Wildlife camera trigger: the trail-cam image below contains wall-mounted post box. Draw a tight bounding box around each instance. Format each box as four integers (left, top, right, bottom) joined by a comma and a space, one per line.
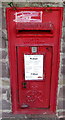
6, 7, 63, 114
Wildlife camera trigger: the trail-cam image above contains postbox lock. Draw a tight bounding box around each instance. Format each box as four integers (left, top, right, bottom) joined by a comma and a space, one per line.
46, 47, 51, 51
22, 82, 27, 88
46, 47, 49, 50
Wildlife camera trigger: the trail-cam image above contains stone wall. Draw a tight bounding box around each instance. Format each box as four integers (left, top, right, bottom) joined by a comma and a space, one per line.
0, 1, 65, 120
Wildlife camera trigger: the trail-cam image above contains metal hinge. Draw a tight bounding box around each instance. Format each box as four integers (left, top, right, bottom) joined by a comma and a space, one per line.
8, 2, 17, 10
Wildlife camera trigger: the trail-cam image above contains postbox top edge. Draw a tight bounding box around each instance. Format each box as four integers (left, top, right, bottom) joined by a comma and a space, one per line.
6, 7, 63, 11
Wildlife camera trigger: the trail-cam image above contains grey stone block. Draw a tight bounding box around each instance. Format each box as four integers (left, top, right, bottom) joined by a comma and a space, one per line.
2, 30, 7, 41
59, 118, 65, 120
2, 37, 6, 48
2, 88, 7, 94
58, 111, 65, 118
2, 50, 7, 59
2, 88, 10, 101
62, 58, 65, 65
2, 113, 59, 120
59, 86, 65, 98
2, 8, 6, 29
58, 99, 65, 109
2, 100, 11, 110
7, 89, 10, 101
63, 12, 65, 27
62, 47, 65, 53
2, 78, 10, 90
61, 66, 65, 75
2, 62, 10, 78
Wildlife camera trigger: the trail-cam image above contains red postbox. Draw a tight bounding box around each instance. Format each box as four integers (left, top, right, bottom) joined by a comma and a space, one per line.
6, 7, 63, 114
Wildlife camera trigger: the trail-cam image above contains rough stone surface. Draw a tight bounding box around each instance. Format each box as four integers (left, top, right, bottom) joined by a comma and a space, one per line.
61, 66, 65, 75
2, 113, 59, 120
2, 37, 6, 48
1, 0, 63, 2
2, 100, 11, 110
2, 50, 7, 59
1, 118, 59, 120
1, 1, 65, 120
59, 86, 65, 98
58, 99, 65, 109
2, 8, 6, 30
62, 58, 65, 64
2, 62, 10, 78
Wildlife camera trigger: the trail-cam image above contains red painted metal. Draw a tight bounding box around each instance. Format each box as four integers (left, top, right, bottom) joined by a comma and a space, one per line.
6, 7, 63, 114
17, 46, 52, 109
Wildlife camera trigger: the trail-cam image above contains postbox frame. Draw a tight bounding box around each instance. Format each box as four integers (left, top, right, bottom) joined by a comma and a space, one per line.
6, 7, 63, 114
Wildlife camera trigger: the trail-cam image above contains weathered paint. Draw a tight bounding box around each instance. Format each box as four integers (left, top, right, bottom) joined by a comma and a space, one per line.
6, 7, 63, 114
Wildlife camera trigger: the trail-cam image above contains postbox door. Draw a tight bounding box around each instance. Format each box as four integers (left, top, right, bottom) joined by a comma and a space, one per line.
17, 46, 52, 109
